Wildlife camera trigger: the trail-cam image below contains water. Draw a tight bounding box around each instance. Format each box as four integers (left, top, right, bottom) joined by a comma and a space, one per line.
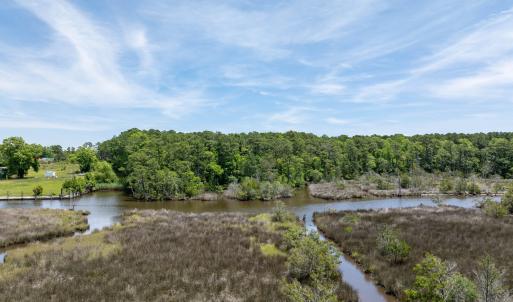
0, 190, 483, 301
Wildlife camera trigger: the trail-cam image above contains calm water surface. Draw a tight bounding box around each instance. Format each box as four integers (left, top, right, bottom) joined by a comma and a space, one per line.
0, 190, 483, 302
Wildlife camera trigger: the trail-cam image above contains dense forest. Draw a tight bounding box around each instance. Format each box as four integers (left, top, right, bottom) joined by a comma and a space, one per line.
95, 129, 513, 200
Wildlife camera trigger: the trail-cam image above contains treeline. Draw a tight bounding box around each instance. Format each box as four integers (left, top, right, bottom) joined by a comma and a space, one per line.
97, 129, 513, 200
0, 137, 99, 179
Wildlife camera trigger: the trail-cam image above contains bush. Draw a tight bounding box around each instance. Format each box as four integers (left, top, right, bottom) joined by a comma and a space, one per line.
376, 225, 411, 264
405, 253, 476, 302
90, 161, 118, 184
235, 177, 260, 200
455, 178, 468, 195
501, 185, 513, 214
400, 174, 411, 189
281, 227, 349, 302
376, 178, 393, 190
234, 178, 292, 201
492, 183, 505, 194
286, 233, 339, 282
439, 178, 454, 193
474, 255, 511, 302
32, 185, 43, 198
62, 177, 86, 197
481, 198, 508, 218
272, 201, 294, 223
467, 182, 481, 195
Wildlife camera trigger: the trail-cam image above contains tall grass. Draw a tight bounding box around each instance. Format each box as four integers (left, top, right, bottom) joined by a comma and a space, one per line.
0, 208, 88, 247
315, 207, 513, 300
0, 211, 297, 301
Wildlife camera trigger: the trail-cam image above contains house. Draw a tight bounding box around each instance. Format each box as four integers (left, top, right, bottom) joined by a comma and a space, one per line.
44, 171, 57, 178
39, 157, 55, 163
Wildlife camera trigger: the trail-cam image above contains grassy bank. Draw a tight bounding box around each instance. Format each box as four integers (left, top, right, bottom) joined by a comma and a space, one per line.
309, 173, 511, 200
0, 162, 80, 197
0, 208, 89, 248
0, 210, 357, 301
314, 207, 513, 300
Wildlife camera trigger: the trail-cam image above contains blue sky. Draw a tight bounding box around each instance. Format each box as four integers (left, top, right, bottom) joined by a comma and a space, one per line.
2, 0, 513, 146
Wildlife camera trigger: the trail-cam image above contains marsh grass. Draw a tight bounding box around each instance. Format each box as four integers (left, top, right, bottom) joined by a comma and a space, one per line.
0, 208, 88, 247
0, 210, 357, 301
0, 211, 291, 301
315, 207, 513, 300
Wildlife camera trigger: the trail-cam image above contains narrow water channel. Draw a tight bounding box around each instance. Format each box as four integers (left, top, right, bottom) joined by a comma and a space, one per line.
0, 190, 482, 301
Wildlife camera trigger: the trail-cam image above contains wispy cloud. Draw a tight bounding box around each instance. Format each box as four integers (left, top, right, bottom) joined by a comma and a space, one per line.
0, 0, 208, 117
147, 0, 381, 59
326, 117, 351, 125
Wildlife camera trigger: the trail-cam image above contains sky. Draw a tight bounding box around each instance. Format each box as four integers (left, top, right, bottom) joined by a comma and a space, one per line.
2, 0, 513, 146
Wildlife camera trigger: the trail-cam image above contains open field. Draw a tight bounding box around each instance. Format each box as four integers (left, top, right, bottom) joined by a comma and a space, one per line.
0, 162, 80, 197
314, 207, 513, 300
0, 210, 357, 301
0, 208, 89, 248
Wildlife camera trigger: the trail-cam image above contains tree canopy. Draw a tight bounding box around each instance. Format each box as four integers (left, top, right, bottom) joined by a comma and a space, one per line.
96, 129, 513, 200
0, 137, 42, 178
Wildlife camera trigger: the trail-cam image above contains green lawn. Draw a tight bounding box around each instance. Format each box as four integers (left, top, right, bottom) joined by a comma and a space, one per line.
0, 162, 80, 197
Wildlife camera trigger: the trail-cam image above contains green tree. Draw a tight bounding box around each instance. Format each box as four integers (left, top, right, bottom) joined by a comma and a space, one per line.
474, 255, 510, 302
286, 233, 339, 282
71, 147, 98, 173
405, 253, 476, 302
484, 138, 513, 178
0, 137, 42, 178
32, 185, 43, 199
90, 161, 117, 183
62, 177, 86, 197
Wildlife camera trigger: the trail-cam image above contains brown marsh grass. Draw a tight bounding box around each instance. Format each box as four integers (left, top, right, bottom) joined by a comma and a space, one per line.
314, 207, 513, 300
0, 208, 88, 247
0, 210, 352, 301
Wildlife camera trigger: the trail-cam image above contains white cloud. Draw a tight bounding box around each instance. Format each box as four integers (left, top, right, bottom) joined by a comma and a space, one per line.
310, 83, 345, 95
349, 6, 513, 103
125, 27, 154, 72
148, 0, 381, 59
0, 0, 206, 118
431, 60, 513, 100
415, 8, 513, 75
268, 107, 315, 125
326, 117, 351, 125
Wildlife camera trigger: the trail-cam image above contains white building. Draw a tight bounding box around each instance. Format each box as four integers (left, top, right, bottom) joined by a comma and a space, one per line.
44, 171, 57, 178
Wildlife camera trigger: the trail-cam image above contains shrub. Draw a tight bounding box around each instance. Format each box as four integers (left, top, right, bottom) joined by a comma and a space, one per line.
439, 178, 454, 193
455, 178, 468, 195
405, 253, 476, 302
281, 278, 338, 302
376, 225, 411, 264
474, 255, 511, 302
376, 178, 393, 190
272, 200, 294, 223
234, 178, 292, 201
286, 233, 339, 282
32, 185, 43, 198
90, 161, 118, 184
501, 185, 513, 214
400, 174, 411, 189
306, 169, 323, 183
467, 182, 481, 195
445, 272, 477, 302
62, 177, 86, 197
481, 198, 508, 218
492, 183, 505, 194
